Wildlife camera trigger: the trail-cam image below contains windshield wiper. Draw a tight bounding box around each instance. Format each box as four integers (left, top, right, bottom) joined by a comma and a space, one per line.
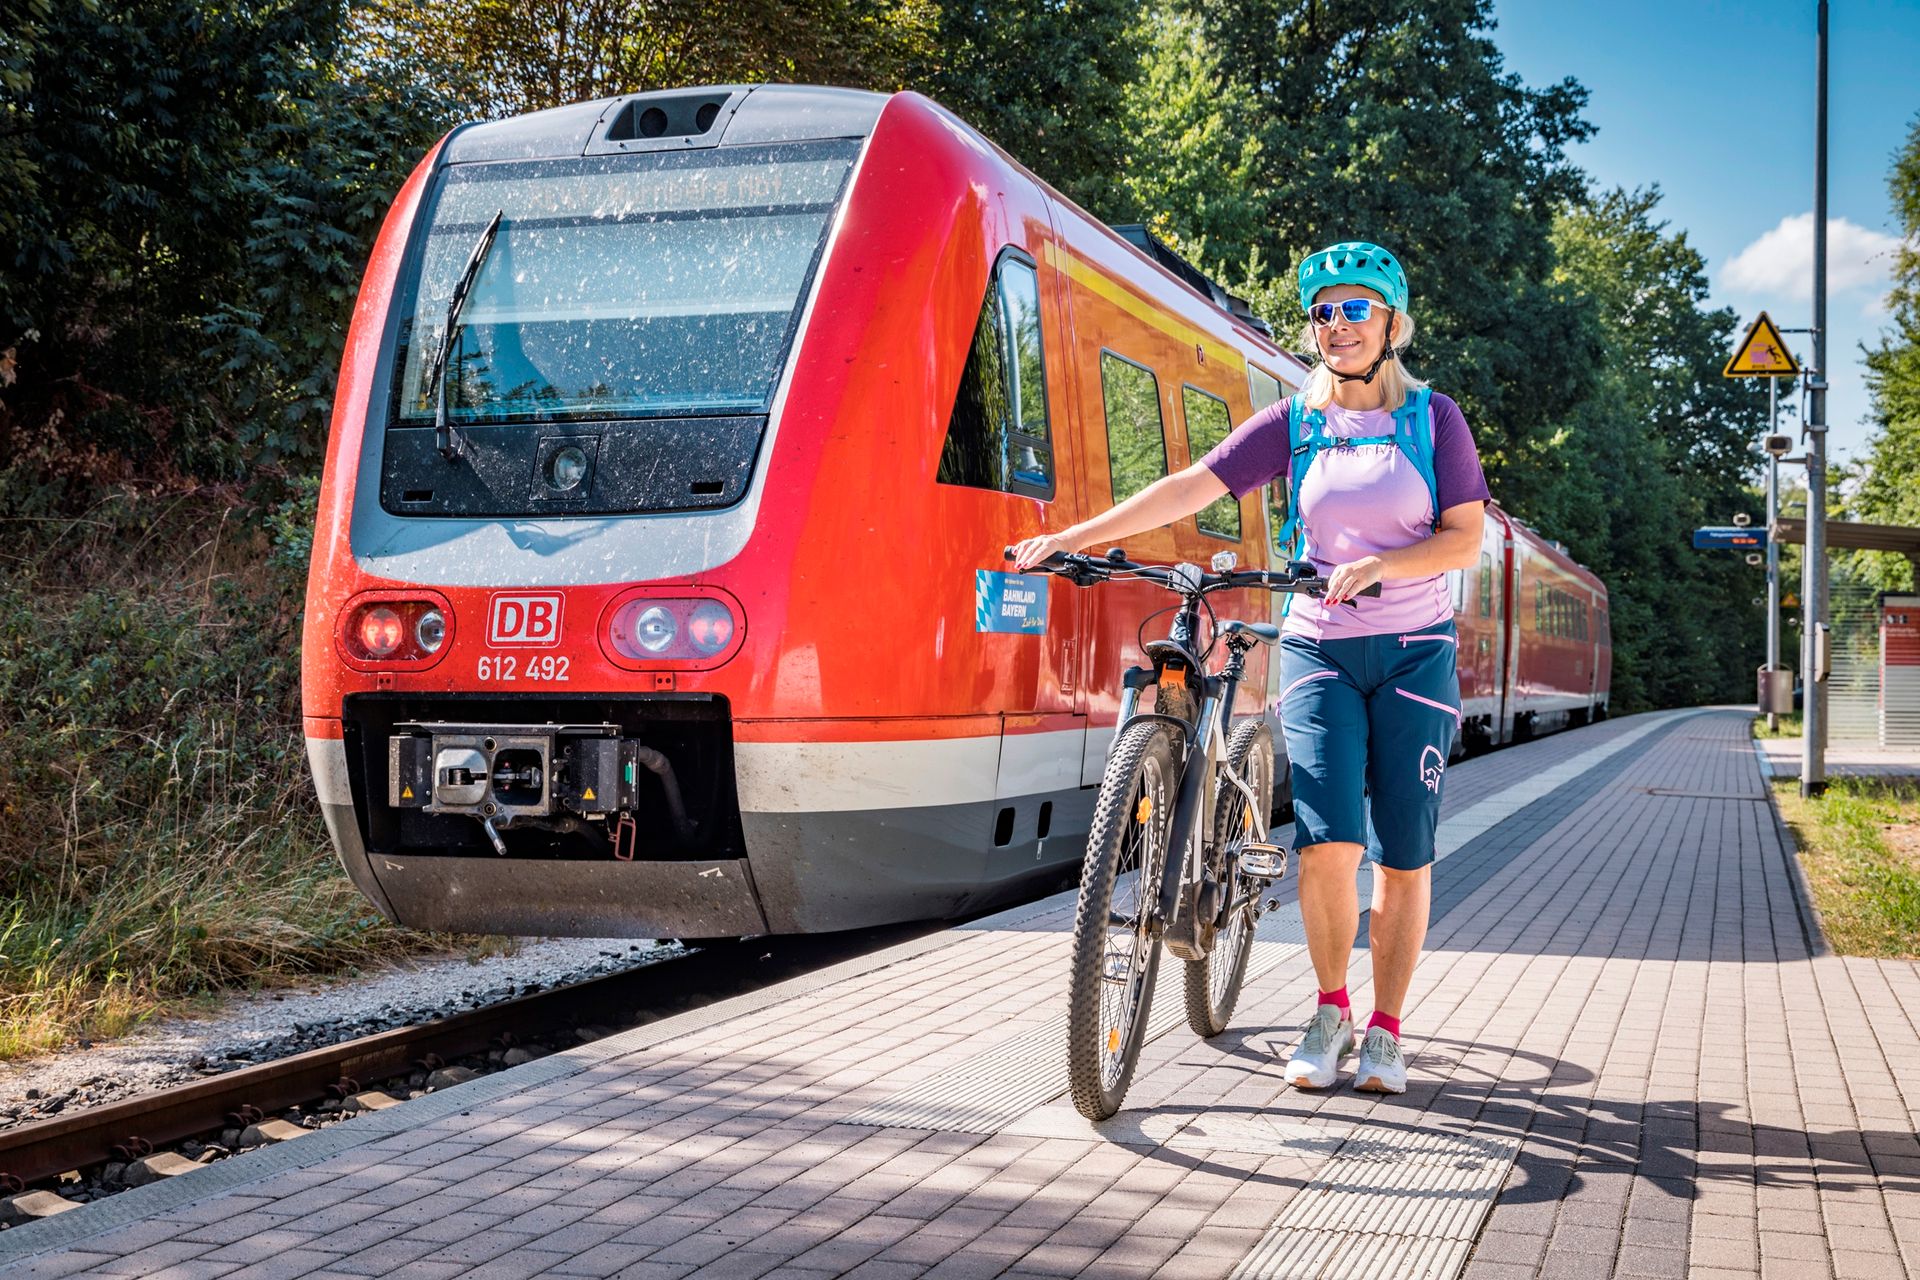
423, 209, 504, 462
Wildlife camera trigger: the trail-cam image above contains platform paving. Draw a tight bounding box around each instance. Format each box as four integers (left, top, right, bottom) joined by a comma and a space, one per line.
3, 707, 1917, 1279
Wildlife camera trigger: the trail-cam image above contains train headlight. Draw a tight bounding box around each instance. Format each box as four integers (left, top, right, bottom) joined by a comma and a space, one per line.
340, 595, 454, 667
358, 606, 405, 658
603, 593, 743, 666
547, 445, 589, 492
634, 605, 676, 653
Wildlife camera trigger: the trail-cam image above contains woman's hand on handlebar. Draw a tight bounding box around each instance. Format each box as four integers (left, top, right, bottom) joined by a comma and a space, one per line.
1323, 555, 1386, 607
1009, 531, 1079, 573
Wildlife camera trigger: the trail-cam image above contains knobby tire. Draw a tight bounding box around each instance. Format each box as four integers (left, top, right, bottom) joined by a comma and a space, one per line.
1066, 719, 1178, 1121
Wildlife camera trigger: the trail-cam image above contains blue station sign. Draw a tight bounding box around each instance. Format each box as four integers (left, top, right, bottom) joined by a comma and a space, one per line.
1692, 527, 1767, 550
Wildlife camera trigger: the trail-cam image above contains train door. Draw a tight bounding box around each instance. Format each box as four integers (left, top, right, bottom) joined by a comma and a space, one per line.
1498, 525, 1521, 744
1246, 364, 1289, 636
1177, 369, 1271, 716
1582, 584, 1600, 714
1061, 279, 1196, 787
987, 213, 1088, 874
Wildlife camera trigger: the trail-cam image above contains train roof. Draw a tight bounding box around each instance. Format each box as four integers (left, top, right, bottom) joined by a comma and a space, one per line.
439, 84, 889, 165
436, 84, 1288, 352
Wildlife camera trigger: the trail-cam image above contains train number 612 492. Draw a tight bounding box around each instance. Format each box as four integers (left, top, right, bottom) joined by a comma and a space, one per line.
476, 654, 571, 682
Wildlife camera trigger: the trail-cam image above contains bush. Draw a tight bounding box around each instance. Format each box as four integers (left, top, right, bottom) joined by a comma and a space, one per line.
0, 476, 446, 1057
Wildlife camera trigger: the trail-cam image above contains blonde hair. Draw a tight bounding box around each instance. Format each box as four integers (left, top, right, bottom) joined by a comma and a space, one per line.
1298, 310, 1428, 412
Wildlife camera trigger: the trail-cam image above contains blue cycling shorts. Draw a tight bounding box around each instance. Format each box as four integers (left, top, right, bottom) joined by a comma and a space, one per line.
1275, 619, 1460, 871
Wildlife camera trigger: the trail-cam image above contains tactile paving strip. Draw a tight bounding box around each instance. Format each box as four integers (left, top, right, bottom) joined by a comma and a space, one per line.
841, 913, 1306, 1133
1229, 1128, 1521, 1280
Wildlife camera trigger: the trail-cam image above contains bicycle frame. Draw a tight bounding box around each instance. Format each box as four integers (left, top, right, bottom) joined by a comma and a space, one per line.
1110, 594, 1267, 944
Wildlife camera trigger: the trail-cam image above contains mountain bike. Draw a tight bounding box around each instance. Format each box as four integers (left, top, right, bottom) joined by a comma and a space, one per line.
1013, 547, 1377, 1120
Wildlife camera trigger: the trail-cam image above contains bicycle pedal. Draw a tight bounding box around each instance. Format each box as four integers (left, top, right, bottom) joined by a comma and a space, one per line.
1239, 842, 1288, 879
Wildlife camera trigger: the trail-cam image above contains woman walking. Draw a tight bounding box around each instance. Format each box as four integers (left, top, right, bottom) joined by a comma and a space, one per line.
1011, 242, 1487, 1093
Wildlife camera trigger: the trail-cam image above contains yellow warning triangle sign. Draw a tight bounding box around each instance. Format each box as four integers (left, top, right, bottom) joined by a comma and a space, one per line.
1724, 311, 1800, 377
583, 787, 595, 801
401, 785, 414, 799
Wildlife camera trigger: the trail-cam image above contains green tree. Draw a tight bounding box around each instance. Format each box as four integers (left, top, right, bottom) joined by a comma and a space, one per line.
911, 0, 1142, 215
1110, 6, 1268, 283
1845, 113, 1920, 592
0, 0, 459, 496
1537, 187, 1769, 711
1145, 0, 1596, 474
353, 0, 935, 119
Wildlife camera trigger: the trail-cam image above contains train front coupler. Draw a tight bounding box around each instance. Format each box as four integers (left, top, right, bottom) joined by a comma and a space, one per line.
386, 721, 695, 856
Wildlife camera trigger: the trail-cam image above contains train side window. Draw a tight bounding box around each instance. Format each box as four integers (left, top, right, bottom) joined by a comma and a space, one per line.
936, 249, 1053, 500
1534, 582, 1544, 631
1100, 351, 1168, 504
1265, 484, 1289, 559
1248, 369, 1291, 560
1478, 552, 1494, 617
1181, 386, 1239, 541
1247, 365, 1283, 413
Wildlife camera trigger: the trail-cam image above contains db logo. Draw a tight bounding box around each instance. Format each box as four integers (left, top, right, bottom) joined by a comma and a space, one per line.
487, 593, 562, 646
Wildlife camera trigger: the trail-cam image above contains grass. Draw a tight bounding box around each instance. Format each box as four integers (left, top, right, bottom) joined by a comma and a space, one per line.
1773, 777, 1920, 958
0, 480, 503, 1060
1752, 711, 1803, 739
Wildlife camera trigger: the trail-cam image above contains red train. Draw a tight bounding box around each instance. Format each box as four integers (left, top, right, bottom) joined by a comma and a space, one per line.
301, 84, 1610, 941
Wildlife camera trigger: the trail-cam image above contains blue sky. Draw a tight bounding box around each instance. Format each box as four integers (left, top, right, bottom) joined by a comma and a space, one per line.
1493, 0, 1918, 467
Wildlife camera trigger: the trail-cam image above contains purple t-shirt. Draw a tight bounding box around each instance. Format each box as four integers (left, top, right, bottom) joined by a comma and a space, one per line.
1201, 391, 1490, 640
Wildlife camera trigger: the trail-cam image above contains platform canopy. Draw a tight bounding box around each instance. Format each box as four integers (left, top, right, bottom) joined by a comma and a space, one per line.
1772, 517, 1920, 565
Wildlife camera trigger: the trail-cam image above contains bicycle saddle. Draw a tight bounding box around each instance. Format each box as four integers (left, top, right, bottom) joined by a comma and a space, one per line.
1221, 620, 1281, 645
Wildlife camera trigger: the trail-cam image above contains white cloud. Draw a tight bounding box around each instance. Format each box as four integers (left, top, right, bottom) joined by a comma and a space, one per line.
1721, 212, 1904, 300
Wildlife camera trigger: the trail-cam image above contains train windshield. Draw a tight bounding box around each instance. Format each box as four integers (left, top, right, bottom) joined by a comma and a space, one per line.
391, 140, 859, 426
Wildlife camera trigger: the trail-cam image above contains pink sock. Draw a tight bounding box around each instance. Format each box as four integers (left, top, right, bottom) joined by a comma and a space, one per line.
1368, 1011, 1401, 1039
1317, 987, 1350, 1016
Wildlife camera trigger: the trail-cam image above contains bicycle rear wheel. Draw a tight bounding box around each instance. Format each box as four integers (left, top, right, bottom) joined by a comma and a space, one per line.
1067, 719, 1178, 1120
1184, 719, 1274, 1037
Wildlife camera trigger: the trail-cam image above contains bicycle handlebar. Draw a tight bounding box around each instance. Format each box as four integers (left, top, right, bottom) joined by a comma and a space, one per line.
1001, 548, 1382, 600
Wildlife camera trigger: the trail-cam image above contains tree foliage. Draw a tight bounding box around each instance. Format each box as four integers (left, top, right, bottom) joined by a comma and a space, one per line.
349, 0, 934, 120
0, 0, 460, 498
1530, 188, 1768, 710
1845, 113, 1920, 592
1135, 0, 1598, 479
909, 0, 1142, 215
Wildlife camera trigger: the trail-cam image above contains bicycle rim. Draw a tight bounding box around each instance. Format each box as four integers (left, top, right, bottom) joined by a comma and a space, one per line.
1068, 722, 1175, 1119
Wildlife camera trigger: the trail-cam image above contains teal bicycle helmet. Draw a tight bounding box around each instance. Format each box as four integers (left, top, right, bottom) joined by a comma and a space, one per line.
1297, 241, 1409, 384
1296, 242, 1409, 312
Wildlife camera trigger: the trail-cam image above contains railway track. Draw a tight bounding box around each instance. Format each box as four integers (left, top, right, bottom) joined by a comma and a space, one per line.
0, 924, 928, 1221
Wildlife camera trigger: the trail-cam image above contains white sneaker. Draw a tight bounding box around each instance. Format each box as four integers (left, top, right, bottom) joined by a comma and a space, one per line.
1352, 1026, 1408, 1094
1282, 1004, 1354, 1089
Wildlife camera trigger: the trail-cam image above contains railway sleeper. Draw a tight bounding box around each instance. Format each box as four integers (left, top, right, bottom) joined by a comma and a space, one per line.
0, 1189, 82, 1225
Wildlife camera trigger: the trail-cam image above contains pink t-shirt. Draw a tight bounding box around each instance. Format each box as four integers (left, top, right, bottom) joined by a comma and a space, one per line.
1201, 392, 1489, 640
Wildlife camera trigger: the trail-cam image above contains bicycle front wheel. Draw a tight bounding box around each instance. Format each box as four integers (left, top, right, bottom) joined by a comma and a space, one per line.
1067, 718, 1179, 1120
1184, 718, 1274, 1037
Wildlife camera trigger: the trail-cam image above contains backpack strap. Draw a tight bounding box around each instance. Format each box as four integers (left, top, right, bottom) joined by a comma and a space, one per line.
1390, 387, 1440, 530
1274, 393, 1329, 561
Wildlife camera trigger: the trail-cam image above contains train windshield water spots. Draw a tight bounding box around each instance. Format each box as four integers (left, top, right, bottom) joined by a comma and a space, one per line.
391, 140, 859, 427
